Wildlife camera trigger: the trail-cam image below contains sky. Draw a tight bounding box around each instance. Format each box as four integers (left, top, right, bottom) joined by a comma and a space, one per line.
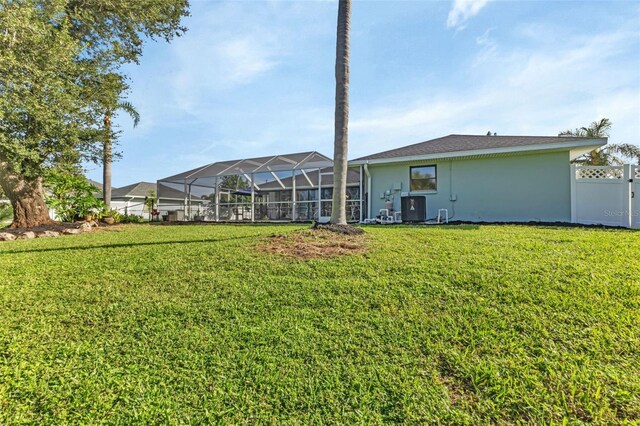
84, 0, 640, 187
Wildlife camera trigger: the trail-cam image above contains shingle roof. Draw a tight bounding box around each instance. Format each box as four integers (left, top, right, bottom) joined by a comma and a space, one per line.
156, 183, 209, 200
87, 179, 102, 190
353, 134, 606, 162
111, 182, 157, 198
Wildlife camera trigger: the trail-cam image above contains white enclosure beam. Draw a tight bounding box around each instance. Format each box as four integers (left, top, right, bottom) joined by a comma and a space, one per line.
243, 173, 261, 190
183, 179, 188, 222
216, 159, 245, 177
251, 173, 255, 223
292, 170, 297, 221
301, 169, 314, 187
270, 172, 286, 189
215, 176, 220, 222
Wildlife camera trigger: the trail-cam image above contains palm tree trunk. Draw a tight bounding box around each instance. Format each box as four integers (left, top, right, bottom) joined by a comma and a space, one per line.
330, 0, 351, 225
0, 158, 53, 228
103, 114, 112, 210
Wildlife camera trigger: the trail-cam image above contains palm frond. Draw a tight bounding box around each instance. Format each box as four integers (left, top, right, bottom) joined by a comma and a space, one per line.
559, 118, 611, 138
116, 101, 140, 128
607, 143, 640, 165
559, 128, 581, 137
589, 118, 612, 137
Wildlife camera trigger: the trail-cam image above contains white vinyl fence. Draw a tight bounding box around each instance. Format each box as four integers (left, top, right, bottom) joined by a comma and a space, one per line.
571, 164, 638, 229
634, 167, 640, 229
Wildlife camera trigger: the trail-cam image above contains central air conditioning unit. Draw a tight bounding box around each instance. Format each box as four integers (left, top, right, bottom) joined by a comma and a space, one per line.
401, 196, 426, 222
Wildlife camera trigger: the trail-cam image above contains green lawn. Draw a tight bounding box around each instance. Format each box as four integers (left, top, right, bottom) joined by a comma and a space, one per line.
0, 224, 638, 424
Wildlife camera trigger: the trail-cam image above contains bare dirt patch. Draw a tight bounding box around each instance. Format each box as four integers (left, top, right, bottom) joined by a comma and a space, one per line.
311, 222, 365, 235
259, 227, 368, 259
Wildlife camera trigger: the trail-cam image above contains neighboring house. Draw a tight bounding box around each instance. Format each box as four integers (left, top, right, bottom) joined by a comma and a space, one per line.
350, 134, 606, 223
107, 181, 209, 218
87, 179, 102, 194
49, 177, 205, 220
104, 181, 156, 217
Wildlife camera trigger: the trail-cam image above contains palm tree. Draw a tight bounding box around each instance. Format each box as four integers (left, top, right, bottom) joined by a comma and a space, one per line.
103, 101, 140, 209
560, 118, 640, 165
330, 0, 351, 225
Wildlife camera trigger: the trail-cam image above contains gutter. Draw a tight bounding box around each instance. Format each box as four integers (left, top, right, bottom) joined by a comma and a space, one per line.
349, 139, 607, 166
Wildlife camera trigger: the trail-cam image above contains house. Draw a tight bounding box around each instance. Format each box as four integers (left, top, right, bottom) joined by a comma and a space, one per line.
156, 136, 627, 225
105, 181, 156, 217
88, 179, 102, 194
100, 181, 206, 218
350, 134, 606, 223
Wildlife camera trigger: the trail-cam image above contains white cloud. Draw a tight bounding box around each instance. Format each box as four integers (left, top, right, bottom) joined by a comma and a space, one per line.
349, 24, 640, 158
474, 27, 498, 66
215, 38, 277, 85
169, 33, 281, 114
447, 0, 491, 29
164, 2, 291, 116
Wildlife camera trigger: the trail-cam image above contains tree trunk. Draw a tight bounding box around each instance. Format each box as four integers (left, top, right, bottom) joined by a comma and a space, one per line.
103, 114, 112, 210
0, 160, 54, 228
330, 0, 351, 225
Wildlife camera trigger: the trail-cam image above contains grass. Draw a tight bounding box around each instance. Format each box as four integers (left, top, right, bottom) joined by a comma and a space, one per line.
0, 224, 638, 424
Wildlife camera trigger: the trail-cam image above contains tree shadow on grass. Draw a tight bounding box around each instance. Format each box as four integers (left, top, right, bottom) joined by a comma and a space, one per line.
0, 234, 261, 256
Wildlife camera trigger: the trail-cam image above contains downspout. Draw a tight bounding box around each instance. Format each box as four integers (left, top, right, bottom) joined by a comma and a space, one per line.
359, 164, 363, 222
317, 168, 322, 221
448, 160, 455, 220
364, 162, 371, 220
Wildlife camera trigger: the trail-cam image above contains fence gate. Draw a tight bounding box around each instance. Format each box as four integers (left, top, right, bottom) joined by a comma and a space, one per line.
571, 164, 638, 229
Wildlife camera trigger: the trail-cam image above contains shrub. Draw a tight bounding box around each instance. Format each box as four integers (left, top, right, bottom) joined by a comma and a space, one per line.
45, 167, 105, 222
0, 203, 12, 224
120, 214, 144, 224
104, 210, 122, 223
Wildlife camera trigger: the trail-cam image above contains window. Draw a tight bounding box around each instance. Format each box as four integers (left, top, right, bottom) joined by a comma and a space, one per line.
410, 165, 437, 191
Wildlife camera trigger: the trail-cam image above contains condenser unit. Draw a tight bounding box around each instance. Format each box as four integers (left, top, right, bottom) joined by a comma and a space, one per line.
401, 196, 426, 222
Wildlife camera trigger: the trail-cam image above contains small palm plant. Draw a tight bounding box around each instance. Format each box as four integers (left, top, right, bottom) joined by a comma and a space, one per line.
560, 118, 640, 165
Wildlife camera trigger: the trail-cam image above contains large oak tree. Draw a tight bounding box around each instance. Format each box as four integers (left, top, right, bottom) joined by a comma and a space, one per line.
0, 0, 189, 228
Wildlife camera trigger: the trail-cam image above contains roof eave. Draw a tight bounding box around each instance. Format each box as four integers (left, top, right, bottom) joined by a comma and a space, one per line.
349, 139, 607, 165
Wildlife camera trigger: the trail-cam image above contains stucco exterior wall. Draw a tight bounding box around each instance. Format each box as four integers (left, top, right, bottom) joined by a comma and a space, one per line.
366, 151, 572, 222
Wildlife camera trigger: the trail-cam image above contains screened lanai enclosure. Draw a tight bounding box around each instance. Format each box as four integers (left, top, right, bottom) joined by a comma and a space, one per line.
157, 152, 363, 222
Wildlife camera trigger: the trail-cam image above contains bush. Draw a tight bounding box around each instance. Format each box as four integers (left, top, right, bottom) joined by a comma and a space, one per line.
45, 167, 105, 222
104, 210, 122, 223
120, 214, 144, 224
0, 203, 12, 224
